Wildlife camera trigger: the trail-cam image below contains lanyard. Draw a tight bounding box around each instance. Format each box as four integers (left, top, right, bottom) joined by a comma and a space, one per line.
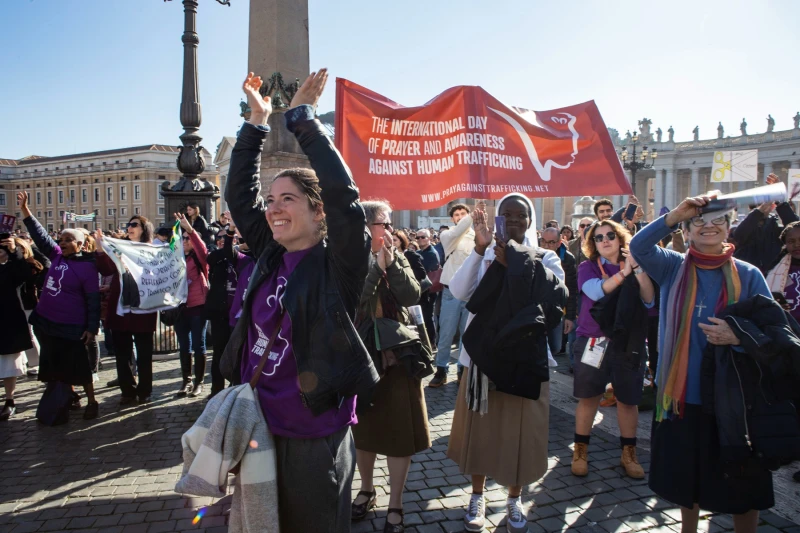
596, 257, 624, 280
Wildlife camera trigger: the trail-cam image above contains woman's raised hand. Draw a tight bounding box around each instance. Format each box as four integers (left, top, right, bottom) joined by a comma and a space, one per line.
175, 212, 193, 234
242, 72, 272, 126
290, 69, 328, 110
665, 194, 715, 227
473, 208, 493, 255
16, 191, 31, 218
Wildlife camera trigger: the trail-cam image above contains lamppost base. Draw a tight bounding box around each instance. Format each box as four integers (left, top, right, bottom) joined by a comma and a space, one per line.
159, 184, 219, 227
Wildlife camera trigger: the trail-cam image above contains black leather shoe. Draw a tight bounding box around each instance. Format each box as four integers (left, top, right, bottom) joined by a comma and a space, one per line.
428, 367, 448, 388
384, 508, 404, 533
351, 490, 377, 521
83, 401, 99, 420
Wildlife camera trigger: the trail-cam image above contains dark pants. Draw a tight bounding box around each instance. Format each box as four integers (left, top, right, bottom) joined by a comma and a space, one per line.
175, 313, 207, 384
647, 316, 660, 375
420, 292, 437, 347
102, 322, 115, 355
209, 317, 231, 394
113, 331, 154, 398
274, 425, 355, 532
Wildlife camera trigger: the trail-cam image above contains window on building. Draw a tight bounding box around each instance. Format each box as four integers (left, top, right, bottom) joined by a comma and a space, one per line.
47, 224, 54, 232
47, 210, 53, 217
107, 187, 112, 201
120, 207, 127, 216
82, 189, 87, 202
0, 193, 5, 207
134, 184, 141, 200
37, 211, 41, 218
58, 191, 64, 204
82, 210, 87, 214
158, 207, 165, 215
94, 188, 99, 202
108, 208, 114, 216
36, 192, 41, 205
120, 185, 127, 201
134, 207, 141, 215
69, 190, 75, 203
47, 191, 52, 204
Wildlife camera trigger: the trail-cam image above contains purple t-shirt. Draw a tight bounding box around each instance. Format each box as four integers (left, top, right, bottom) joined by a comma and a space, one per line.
229, 252, 255, 327
240, 248, 357, 439
784, 263, 800, 323
576, 259, 621, 339
36, 249, 99, 327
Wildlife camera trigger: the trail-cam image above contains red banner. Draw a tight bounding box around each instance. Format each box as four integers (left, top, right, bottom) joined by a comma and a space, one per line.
335, 79, 631, 210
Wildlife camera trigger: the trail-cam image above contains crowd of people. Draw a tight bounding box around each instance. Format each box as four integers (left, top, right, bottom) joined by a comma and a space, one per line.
0, 68, 798, 533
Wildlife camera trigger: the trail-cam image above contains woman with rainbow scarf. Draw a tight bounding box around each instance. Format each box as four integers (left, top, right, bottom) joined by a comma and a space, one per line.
630, 193, 772, 533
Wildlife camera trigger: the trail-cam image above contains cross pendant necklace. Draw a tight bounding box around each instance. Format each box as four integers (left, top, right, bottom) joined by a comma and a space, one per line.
695, 298, 707, 317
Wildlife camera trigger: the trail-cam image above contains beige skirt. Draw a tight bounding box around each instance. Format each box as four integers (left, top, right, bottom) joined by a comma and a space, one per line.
447, 376, 550, 487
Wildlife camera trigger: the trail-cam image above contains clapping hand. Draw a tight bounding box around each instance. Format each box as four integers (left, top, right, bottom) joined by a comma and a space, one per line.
473, 208, 493, 255
242, 73, 273, 127
290, 69, 328, 110
376, 235, 396, 272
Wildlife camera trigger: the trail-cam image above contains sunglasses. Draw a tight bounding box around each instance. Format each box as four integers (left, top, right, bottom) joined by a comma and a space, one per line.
579, 223, 589, 228
689, 215, 727, 227
126, 222, 139, 228
593, 232, 617, 243
542, 239, 560, 245
371, 222, 393, 230
416, 236, 428, 240
182, 236, 190, 242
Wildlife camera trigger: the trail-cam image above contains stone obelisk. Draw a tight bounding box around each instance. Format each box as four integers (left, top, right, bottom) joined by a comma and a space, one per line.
246, 0, 312, 183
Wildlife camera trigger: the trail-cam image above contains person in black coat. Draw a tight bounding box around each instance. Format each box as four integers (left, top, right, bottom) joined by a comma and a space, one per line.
0, 236, 35, 420
186, 202, 214, 250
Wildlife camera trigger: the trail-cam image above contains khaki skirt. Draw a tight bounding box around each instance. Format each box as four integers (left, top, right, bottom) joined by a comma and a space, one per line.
447, 376, 550, 487
353, 365, 431, 457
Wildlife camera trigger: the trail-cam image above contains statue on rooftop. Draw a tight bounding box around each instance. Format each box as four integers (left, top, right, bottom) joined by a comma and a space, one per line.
668, 125, 674, 142
692, 126, 699, 141
767, 114, 775, 133
741, 118, 748, 136
717, 122, 724, 139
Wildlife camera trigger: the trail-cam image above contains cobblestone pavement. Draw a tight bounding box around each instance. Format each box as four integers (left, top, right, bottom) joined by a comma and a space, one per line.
1, 356, 799, 533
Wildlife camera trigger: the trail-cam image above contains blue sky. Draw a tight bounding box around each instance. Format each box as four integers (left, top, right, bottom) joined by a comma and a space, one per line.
1, 0, 798, 160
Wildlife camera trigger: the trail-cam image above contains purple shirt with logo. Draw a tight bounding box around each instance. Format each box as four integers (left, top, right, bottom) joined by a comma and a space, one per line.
36, 249, 100, 327
576, 259, 621, 339
785, 263, 800, 323
240, 248, 357, 439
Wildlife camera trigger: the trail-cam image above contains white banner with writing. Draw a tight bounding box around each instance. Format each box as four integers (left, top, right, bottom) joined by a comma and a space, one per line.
711, 150, 758, 183
99, 236, 188, 315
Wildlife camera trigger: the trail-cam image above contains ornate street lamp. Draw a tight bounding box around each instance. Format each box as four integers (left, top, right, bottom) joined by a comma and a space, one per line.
162, 0, 230, 193
618, 132, 657, 195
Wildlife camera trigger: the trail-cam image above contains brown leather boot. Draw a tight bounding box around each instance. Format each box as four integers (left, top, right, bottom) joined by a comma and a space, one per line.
571, 442, 589, 476
620, 445, 645, 479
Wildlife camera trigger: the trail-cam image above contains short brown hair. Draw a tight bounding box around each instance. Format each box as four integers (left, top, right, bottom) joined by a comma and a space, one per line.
593, 199, 614, 217
272, 168, 326, 238
582, 220, 631, 262
393, 230, 410, 251
449, 203, 470, 218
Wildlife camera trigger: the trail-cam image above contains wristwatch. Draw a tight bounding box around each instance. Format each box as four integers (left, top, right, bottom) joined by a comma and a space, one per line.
634, 266, 644, 275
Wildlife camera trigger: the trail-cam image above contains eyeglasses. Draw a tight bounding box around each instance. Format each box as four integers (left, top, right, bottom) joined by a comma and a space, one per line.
126, 222, 139, 228
416, 236, 428, 240
579, 223, 589, 228
542, 239, 560, 245
689, 216, 727, 227
593, 232, 617, 243
371, 222, 393, 230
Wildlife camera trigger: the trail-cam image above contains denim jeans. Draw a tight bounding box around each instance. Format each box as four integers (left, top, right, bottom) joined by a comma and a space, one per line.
547, 318, 564, 356
174, 312, 208, 383
435, 287, 469, 369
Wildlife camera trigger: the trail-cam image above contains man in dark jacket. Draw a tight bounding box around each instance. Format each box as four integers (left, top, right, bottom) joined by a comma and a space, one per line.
540, 228, 577, 355
204, 229, 237, 399
733, 201, 798, 273
415, 229, 440, 345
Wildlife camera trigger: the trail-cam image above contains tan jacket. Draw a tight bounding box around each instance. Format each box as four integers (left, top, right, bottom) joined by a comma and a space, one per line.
440, 214, 475, 286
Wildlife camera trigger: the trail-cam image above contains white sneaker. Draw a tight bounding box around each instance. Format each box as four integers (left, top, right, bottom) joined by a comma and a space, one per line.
506, 497, 528, 533
463, 493, 485, 532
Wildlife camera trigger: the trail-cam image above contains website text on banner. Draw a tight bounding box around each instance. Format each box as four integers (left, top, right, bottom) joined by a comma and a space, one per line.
99, 235, 188, 315
334, 79, 632, 210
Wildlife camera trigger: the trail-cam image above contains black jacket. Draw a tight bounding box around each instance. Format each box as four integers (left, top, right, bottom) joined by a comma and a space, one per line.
220, 114, 380, 416
733, 203, 799, 273
462, 244, 567, 401
0, 247, 34, 355
590, 274, 648, 370
555, 243, 578, 321
418, 245, 440, 273
701, 295, 800, 472
204, 233, 235, 318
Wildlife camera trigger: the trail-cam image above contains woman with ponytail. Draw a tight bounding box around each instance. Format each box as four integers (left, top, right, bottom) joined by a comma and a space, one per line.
630, 194, 772, 533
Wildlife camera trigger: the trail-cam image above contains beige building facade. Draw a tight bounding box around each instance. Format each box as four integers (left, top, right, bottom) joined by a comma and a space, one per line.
0, 145, 216, 232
